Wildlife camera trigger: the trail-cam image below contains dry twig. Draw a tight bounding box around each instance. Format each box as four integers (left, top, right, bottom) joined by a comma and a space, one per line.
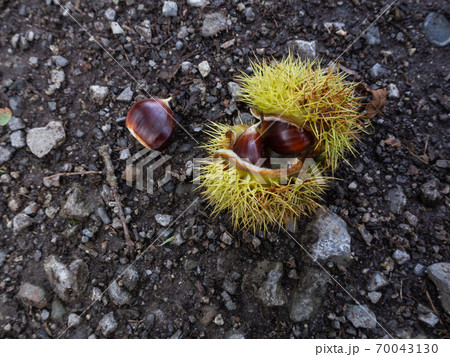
98, 145, 134, 254
43, 171, 102, 180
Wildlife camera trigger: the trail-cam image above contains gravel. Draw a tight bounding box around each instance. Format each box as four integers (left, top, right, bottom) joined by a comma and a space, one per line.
420, 179, 441, 206
387, 186, 406, 214
10, 130, 26, 148
12, 213, 33, 233
187, 0, 206, 7
155, 214, 173, 227
242, 261, 287, 307
198, 60, 211, 77
346, 304, 377, 329
0, 146, 14, 165
290, 268, 329, 322
363, 26, 381, 45
367, 271, 389, 291
424, 12, 450, 47
392, 249, 410, 265
60, 185, 94, 220
89, 85, 109, 102
98, 312, 118, 337
302, 209, 352, 266
288, 39, 316, 60
16, 282, 48, 308
110, 21, 124, 35
427, 263, 450, 314
116, 87, 133, 102
44, 255, 88, 302
26, 121, 66, 158
108, 281, 132, 306
202, 12, 227, 37
162, 1, 178, 17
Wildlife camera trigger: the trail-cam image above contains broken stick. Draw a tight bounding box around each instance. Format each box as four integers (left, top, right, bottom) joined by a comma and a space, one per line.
98, 145, 134, 251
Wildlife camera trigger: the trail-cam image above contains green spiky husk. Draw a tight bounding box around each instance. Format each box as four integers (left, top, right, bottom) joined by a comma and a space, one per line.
237, 54, 366, 171
198, 123, 329, 233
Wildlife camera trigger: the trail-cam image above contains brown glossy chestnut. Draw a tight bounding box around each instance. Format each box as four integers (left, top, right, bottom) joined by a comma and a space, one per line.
126, 98, 176, 151
260, 120, 314, 155
232, 125, 270, 168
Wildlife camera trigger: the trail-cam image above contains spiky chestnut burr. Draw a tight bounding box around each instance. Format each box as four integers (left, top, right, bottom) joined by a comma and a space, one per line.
237, 54, 366, 171
199, 122, 329, 233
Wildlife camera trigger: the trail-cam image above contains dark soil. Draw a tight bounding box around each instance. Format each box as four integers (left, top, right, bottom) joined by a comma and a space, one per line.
0, 0, 448, 339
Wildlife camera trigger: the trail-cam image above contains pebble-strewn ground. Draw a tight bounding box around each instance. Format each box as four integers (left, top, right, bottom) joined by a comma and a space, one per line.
0, 0, 449, 338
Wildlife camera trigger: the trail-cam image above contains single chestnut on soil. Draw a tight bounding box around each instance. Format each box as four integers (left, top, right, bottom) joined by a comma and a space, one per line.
126, 98, 176, 150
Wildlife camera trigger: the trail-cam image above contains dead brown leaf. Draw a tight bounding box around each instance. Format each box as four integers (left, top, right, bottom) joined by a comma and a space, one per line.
356, 82, 387, 119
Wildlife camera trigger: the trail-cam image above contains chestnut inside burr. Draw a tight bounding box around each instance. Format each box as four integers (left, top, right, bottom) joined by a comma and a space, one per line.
231, 125, 270, 168
260, 120, 314, 156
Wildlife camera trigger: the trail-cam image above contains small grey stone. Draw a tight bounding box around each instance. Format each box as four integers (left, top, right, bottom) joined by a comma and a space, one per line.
387, 83, 400, 99
290, 268, 329, 322
0, 146, 14, 165
363, 26, 381, 45
436, 159, 449, 168
8, 117, 25, 131
181, 61, 193, 74
414, 263, 426, 276
110, 21, 124, 34
118, 265, 139, 291
41, 309, 50, 321
0, 250, 7, 268
98, 312, 118, 336
44, 255, 88, 302
324, 22, 346, 30
17, 282, 48, 308
424, 12, 450, 47
346, 304, 377, 329
60, 186, 93, 220
51, 69, 65, 85
155, 214, 173, 227
242, 261, 287, 307
145, 314, 155, 329
392, 249, 410, 265
52, 55, 69, 68
244, 7, 255, 23
220, 232, 233, 245
119, 148, 131, 160
418, 312, 439, 327
187, 0, 206, 7
369, 63, 388, 78
51, 300, 66, 321
26, 121, 66, 158
136, 21, 152, 43
10, 130, 26, 148
348, 181, 358, 190
162, 1, 178, 17
116, 87, 133, 102
368, 291, 382, 304
8, 96, 25, 116
427, 262, 450, 314
367, 272, 389, 291
302, 209, 352, 266
89, 85, 109, 102
68, 313, 81, 327
387, 186, 406, 214
108, 281, 132, 306
420, 179, 441, 206
13, 213, 33, 233
97, 207, 111, 224
227, 81, 241, 98
288, 40, 316, 60
202, 12, 227, 37
198, 60, 211, 77
404, 211, 418, 227
175, 41, 183, 50
104, 8, 116, 21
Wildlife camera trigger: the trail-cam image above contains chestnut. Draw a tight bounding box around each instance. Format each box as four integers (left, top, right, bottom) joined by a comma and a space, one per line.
261, 120, 314, 155
232, 125, 270, 167
126, 98, 176, 151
